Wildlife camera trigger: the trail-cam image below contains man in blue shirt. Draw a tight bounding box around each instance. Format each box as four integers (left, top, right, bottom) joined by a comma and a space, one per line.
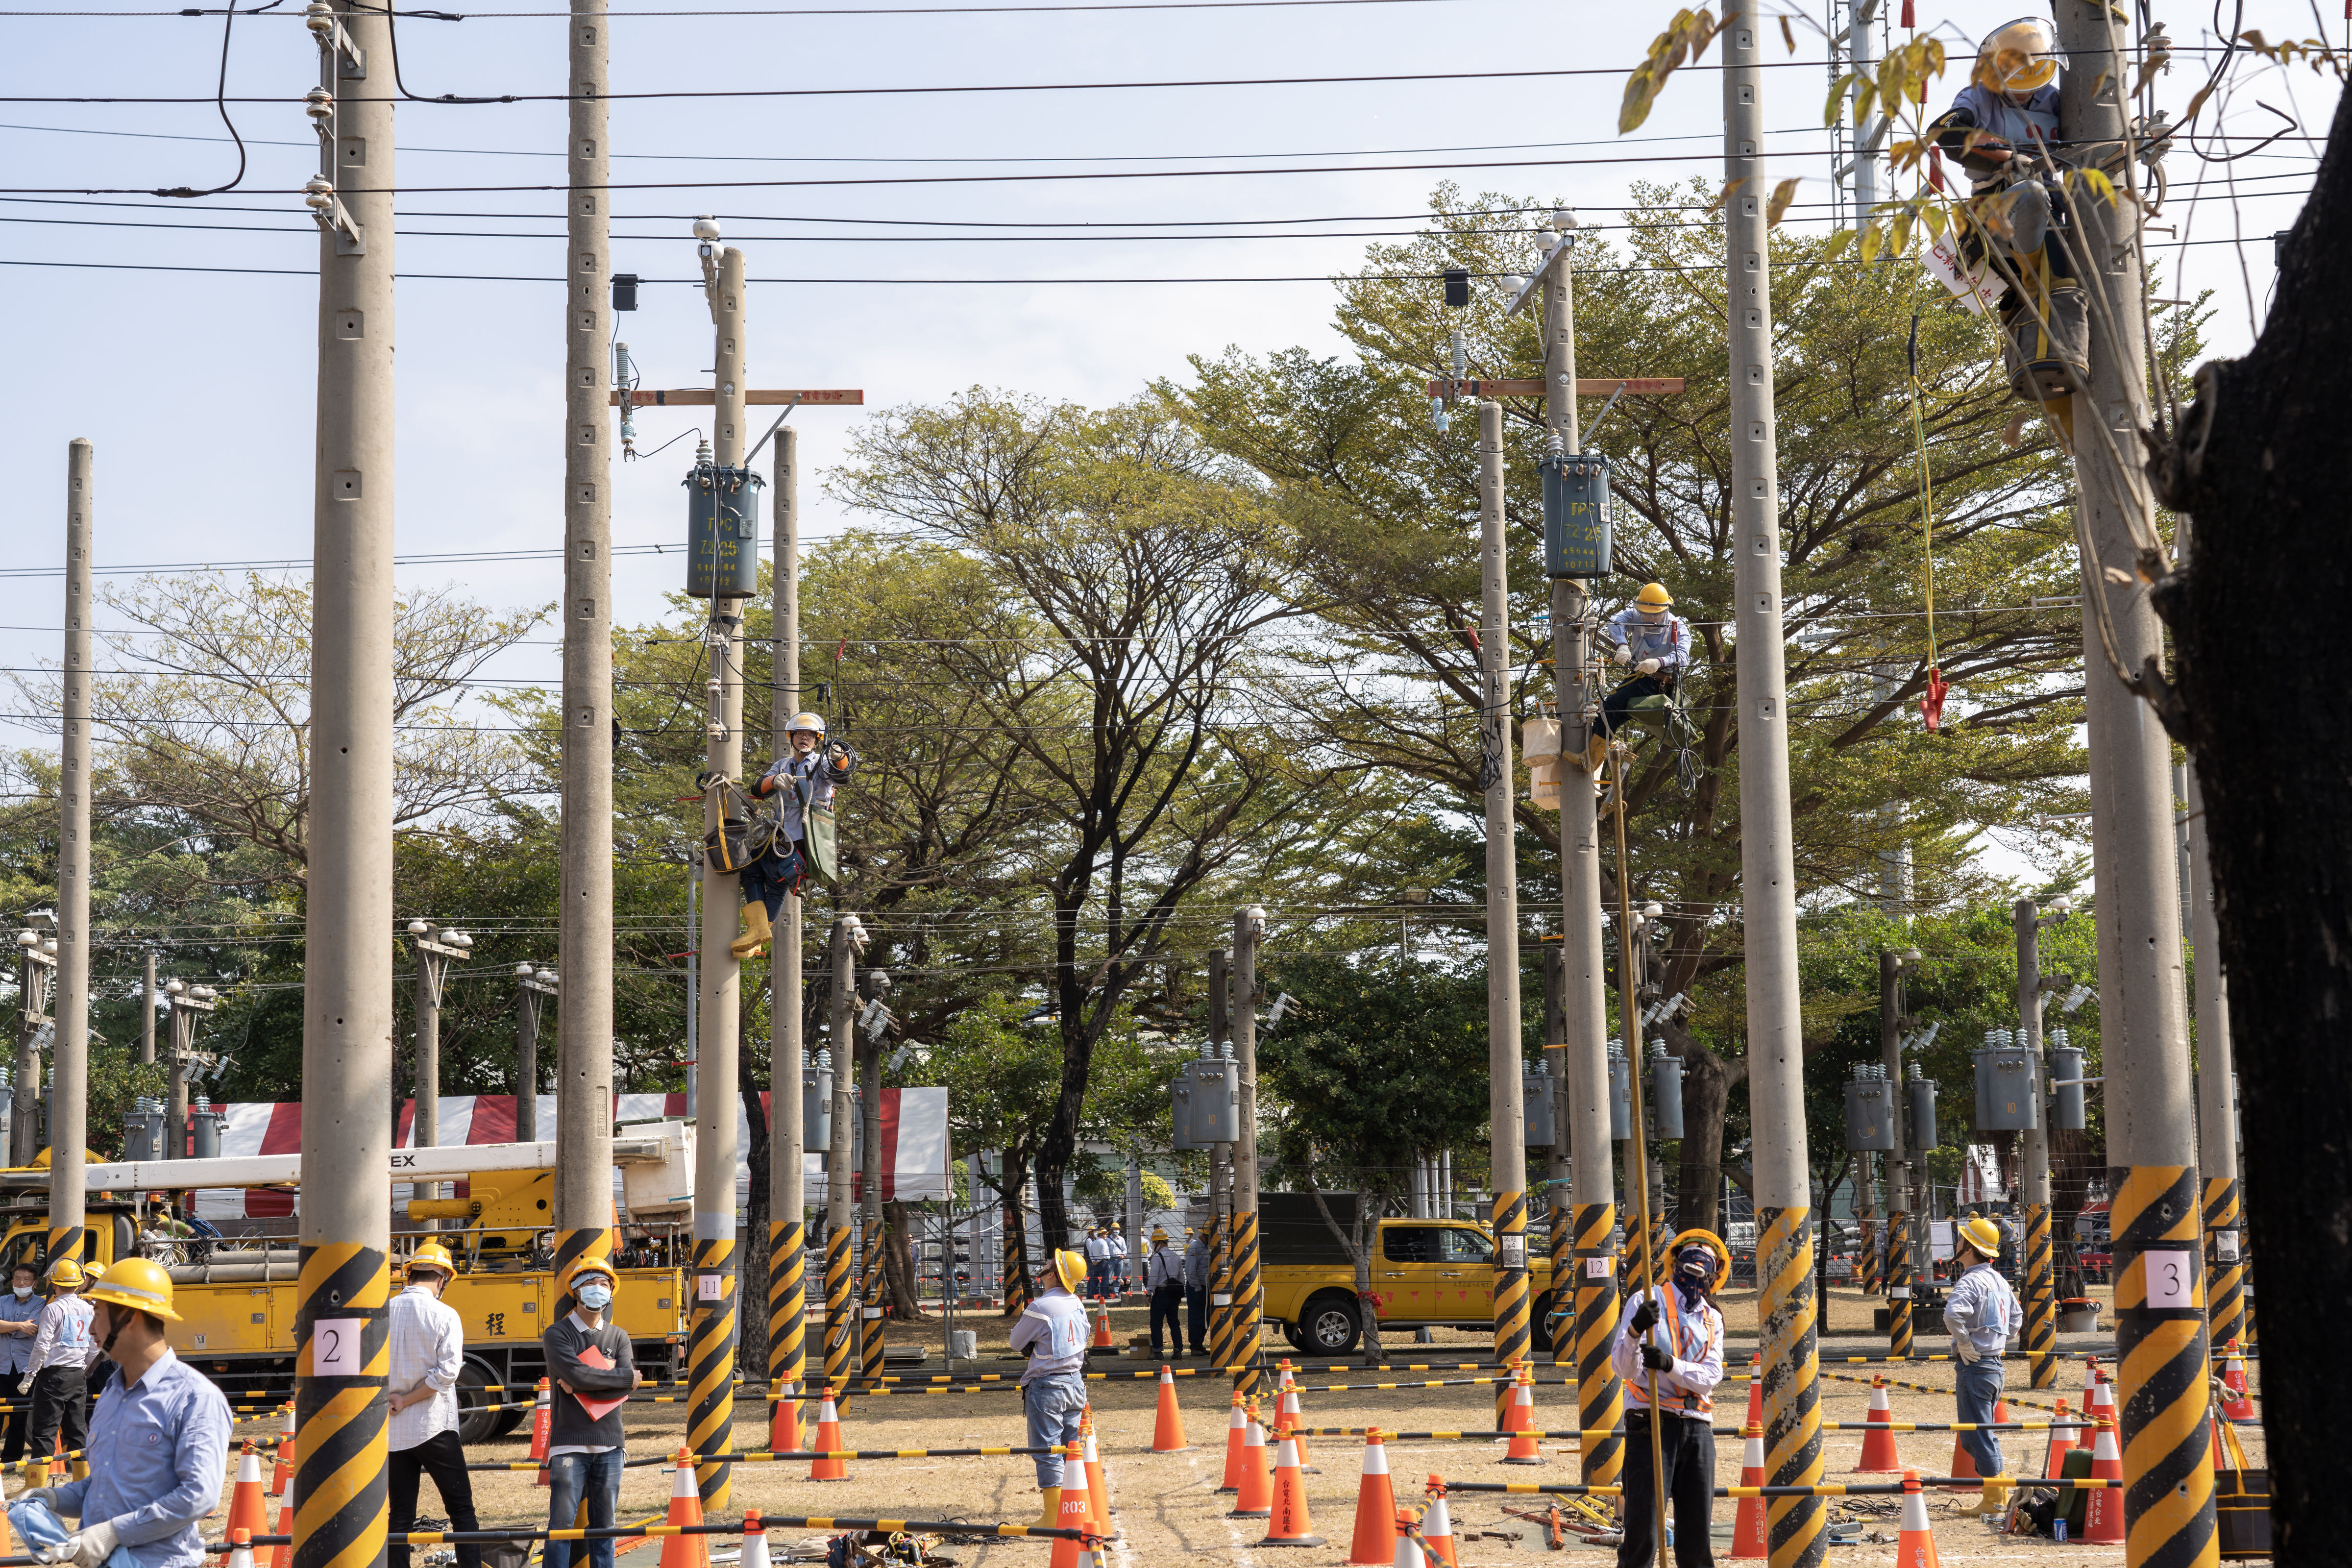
16, 1257, 230, 1568
1943, 1215, 2021, 1517
0, 1263, 43, 1474
1588, 584, 1691, 770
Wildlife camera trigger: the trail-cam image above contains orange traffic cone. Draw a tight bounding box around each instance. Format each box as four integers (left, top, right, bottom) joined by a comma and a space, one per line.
657, 1448, 709, 1568
809, 1388, 849, 1481
531, 1377, 553, 1488
1091, 1299, 1114, 1350
1150, 1365, 1189, 1452
1420, 1479, 1457, 1568
1347, 1429, 1399, 1567
2044, 1398, 2075, 1480
2221, 1340, 2254, 1421
1276, 1383, 1316, 1471
1216, 1391, 1249, 1493
1894, 1469, 1939, 1568
266, 1489, 294, 1568
1391, 1506, 1423, 1568
268, 1404, 295, 1499
1854, 1376, 1901, 1472
770, 1380, 802, 1453
1731, 1419, 1768, 1560
2082, 1418, 2124, 1544
228, 1527, 255, 1568
228, 1440, 270, 1543
1948, 1420, 1980, 1481
2077, 1360, 2106, 1452
1046, 1474, 1095, 1568
740, 1510, 769, 1568
1259, 1430, 1324, 1547
1500, 1366, 1542, 1465
1227, 1407, 1273, 1519
1742, 1353, 1764, 1427
1081, 1422, 1114, 1536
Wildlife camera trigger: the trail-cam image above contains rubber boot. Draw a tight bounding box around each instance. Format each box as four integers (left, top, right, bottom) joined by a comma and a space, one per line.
1960, 1475, 2012, 1518
730, 901, 773, 959
1582, 732, 1609, 773
69, 1459, 87, 1483
1035, 1487, 1062, 1530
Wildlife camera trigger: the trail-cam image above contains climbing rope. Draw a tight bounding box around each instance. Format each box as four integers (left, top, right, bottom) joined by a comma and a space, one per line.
1906, 311, 1948, 732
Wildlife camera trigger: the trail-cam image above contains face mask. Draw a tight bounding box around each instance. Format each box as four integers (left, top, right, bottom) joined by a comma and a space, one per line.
577, 1284, 613, 1310
11, 1287, 27, 1300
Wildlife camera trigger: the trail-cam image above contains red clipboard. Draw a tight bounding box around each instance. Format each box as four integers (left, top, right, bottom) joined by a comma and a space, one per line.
569, 1343, 629, 1421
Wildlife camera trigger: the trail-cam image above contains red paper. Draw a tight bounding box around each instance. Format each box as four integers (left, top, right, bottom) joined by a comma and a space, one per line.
569, 1342, 629, 1421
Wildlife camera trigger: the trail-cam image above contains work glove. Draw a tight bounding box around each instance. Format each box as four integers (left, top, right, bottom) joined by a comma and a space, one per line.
1951, 1336, 1982, 1366
16, 1376, 28, 1395
1610, 645, 1631, 666
694, 770, 723, 791
1628, 1300, 1659, 1336
1636, 658, 1661, 676
1638, 1342, 1675, 1373
18, 1487, 57, 1513
39, 1520, 118, 1568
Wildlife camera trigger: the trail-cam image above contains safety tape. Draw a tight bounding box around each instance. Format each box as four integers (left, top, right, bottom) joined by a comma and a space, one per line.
1443, 1476, 2125, 1497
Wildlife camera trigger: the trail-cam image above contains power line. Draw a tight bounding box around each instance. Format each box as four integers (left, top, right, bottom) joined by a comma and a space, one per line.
11, 0, 1483, 14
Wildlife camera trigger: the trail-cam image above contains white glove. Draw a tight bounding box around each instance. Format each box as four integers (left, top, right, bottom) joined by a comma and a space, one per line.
40, 1520, 118, 1568
1951, 1336, 1982, 1365
16, 1376, 29, 1395
18, 1487, 57, 1512
1636, 658, 1661, 676
1610, 645, 1631, 666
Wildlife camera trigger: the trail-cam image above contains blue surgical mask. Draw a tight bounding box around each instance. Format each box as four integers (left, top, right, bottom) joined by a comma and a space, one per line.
577, 1283, 613, 1310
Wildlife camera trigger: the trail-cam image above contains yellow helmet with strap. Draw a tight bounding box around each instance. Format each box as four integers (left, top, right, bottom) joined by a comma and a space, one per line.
1669, 1228, 1732, 1293
1958, 1214, 2004, 1258
1975, 16, 2065, 94
85, 1256, 181, 1323
44, 1257, 84, 1291
1051, 1249, 1088, 1295
406, 1242, 458, 1279
1635, 582, 1674, 611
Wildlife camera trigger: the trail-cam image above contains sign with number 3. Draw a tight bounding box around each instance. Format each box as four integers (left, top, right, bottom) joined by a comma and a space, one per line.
2144, 1252, 2194, 1309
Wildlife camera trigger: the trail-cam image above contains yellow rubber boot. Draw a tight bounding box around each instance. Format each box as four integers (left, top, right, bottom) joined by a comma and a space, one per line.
1960, 1474, 2012, 1518
1034, 1486, 1062, 1530
69, 1458, 88, 1483
730, 901, 773, 959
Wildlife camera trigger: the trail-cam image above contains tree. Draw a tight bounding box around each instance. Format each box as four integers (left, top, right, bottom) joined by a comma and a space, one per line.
1168, 184, 2168, 1231
2149, 66, 2352, 1565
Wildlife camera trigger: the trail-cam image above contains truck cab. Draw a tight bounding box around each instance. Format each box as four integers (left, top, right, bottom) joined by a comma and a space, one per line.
1253, 1195, 1557, 1356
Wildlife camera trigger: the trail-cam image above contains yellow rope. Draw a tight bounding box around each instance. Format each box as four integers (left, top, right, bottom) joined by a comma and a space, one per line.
1907, 368, 1938, 675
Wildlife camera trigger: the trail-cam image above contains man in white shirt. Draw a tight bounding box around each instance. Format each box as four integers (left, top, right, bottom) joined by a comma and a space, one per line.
1943, 1215, 2022, 1516
1143, 1229, 1184, 1359
1610, 1234, 1727, 1568
1010, 1250, 1092, 1527
1107, 1229, 1129, 1294
1083, 1229, 1110, 1299
22, 1258, 95, 1487
386, 1244, 479, 1568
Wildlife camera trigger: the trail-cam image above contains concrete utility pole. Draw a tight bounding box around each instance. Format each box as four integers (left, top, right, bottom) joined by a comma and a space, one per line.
857, 975, 886, 1389
554, 0, 618, 1323
2053, 9, 2213, 1560
2014, 900, 2058, 1387
1206, 947, 1232, 1373
822, 919, 860, 1401
1878, 949, 1913, 1354
1230, 909, 1265, 1392
49, 440, 93, 1263
686, 238, 750, 1511
1475, 397, 1532, 1404
767, 425, 809, 1439
10, 934, 51, 1167
1723, 22, 1825, 1562
295, 0, 396, 1557
405, 922, 468, 1163
140, 950, 156, 1065
2182, 767, 2243, 1353
1535, 224, 1625, 1489
515, 965, 556, 1143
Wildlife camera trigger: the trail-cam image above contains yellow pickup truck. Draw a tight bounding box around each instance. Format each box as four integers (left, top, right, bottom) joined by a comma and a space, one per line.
1254, 1197, 1557, 1356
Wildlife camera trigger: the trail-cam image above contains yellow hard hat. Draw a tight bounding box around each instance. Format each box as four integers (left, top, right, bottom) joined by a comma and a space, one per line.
45, 1258, 84, 1290
561, 1255, 619, 1294
1958, 1215, 2004, 1258
1151, 1228, 1169, 1243
1635, 583, 1674, 611
406, 1242, 458, 1279
84, 1255, 181, 1323
1669, 1228, 1732, 1293
1051, 1249, 1088, 1295
1975, 16, 2065, 95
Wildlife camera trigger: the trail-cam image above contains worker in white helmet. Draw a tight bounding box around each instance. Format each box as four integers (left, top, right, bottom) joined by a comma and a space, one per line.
702, 710, 856, 959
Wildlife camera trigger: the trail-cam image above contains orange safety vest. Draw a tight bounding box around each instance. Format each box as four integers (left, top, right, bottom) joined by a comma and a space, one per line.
1624, 1285, 1719, 1415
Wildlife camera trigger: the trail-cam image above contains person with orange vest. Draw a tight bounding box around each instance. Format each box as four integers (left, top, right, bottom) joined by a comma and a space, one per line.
1608, 1231, 1728, 1568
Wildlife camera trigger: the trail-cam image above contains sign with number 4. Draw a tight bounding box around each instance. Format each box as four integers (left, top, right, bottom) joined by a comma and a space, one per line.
2144, 1251, 2195, 1309
312, 1318, 365, 1376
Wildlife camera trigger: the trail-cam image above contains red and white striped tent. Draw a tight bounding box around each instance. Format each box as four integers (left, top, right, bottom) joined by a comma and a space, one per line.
191, 1087, 949, 1221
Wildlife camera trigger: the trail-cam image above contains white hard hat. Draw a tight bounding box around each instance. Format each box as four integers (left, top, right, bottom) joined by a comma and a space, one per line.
786, 711, 828, 738
1976, 17, 2066, 94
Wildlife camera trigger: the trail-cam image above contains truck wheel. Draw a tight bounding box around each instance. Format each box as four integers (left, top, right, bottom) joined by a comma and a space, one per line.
1531, 1291, 1554, 1347
455, 1356, 506, 1445
1299, 1292, 1361, 1356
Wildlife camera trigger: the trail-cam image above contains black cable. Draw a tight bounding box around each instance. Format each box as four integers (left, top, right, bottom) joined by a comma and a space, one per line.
371, 0, 514, 104
148, 0, 273, 198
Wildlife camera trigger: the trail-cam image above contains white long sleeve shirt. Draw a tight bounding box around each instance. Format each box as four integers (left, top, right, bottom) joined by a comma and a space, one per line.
1009, 1288, 1090, 1384
1942, 1260, 2021, 1358
1144, 1245, 1182, 1291
27, 1295, 93, 1376
1609, 1286, 1724, 1420
386, 1282, 466, 1451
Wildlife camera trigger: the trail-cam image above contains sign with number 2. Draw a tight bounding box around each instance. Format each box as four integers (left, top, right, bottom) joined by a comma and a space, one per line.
312, 1317, 365, 1376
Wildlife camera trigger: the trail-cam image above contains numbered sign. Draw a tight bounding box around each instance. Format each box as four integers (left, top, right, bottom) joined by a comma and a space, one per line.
1586, 1256, 1615, 1279
312, 1317, 366, 1376
1500, 1235, 1527, 1270
1542, 452, 1613, 579
696, 1272, 726, 1302
2144, 1250, 2196, 1309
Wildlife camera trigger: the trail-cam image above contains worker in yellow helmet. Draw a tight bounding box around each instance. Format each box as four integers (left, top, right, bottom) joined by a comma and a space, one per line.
542, 1257, 644, 1568
1944, 1214, 2021, 1516
17, 1258, 232, 1568
1010, 1248, 1093, 1525
388, 1244, 479, 1568
19, 1257, 93, 1490
1587, 584, 1690, 771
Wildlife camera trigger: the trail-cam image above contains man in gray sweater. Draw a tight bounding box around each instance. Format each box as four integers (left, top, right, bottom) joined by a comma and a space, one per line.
541, 1259, 643, 1568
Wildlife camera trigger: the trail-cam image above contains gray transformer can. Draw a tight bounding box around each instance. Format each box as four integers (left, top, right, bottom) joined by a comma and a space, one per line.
2048, 1044, 2087, 1131
1908, 1072, 1938, 1154
1186, 1055, 1241, 1144
1974, 1048, 2039, 1131
803, 1051, 834, 1153
1844, 1078, 1897, 1152
684, 461, 765, 599
1608, 1049, 1631, 1141
1522, 1059, 1556, 1148
1650, 1049, 1684, 1140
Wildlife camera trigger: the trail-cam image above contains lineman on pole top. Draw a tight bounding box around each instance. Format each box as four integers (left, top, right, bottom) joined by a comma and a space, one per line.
1610, 1230, 1727, 1568
1586, 584, 1690, 771
702, 710, 856, 961
15, 1258, 231, 1568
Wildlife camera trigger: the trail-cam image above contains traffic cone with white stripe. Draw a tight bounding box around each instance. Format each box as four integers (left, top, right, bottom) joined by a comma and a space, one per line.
1216, 1390, 1249, 1492
809, 1387, 849, 1481
770, 1380, 801, 1453
268, 1403, 295, 1499
1091, 1298, 1114, 1349
1854, 1376, 1901, 1471
228, 1528, 254, 1568
1228, 1405, 1274, 1519
227, 1440, 270, 1544
1420, 1478, 1457, 1568
657, 1448, 709, 1568
1259, 1429, 1325, 1546
2221, 1339, 2254, 1421
2082, 1418, 2124, 1544
2077, 1359, 2106, 1452
1391, 1506, 1424, 1568
531, 1377, 553, 1487
1150, 1364, 1189, 1452
1731, 1418, 1768, 1559
1276, 1380, 1317, 1471
1347, 1429, 1399, 1566
1500, 1364, 1543, 1465
1081, 1420, 1114, 1536
739, 1511, 769, 1568
1894, 1469, 1939, 1568
2043, 1398, 2075, 1480
266, 1484, 294, 1568
1046, 1465, 1094, 1568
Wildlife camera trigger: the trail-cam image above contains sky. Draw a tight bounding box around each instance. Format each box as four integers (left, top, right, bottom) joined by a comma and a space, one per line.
0, 0, 2338, 879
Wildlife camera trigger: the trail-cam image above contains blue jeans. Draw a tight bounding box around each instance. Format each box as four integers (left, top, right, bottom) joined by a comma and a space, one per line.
738, 843, 804, 921
1022, 1372, 1088, 1489
1955, 1357, 2005, 1476
545, 1449, 625, 1568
